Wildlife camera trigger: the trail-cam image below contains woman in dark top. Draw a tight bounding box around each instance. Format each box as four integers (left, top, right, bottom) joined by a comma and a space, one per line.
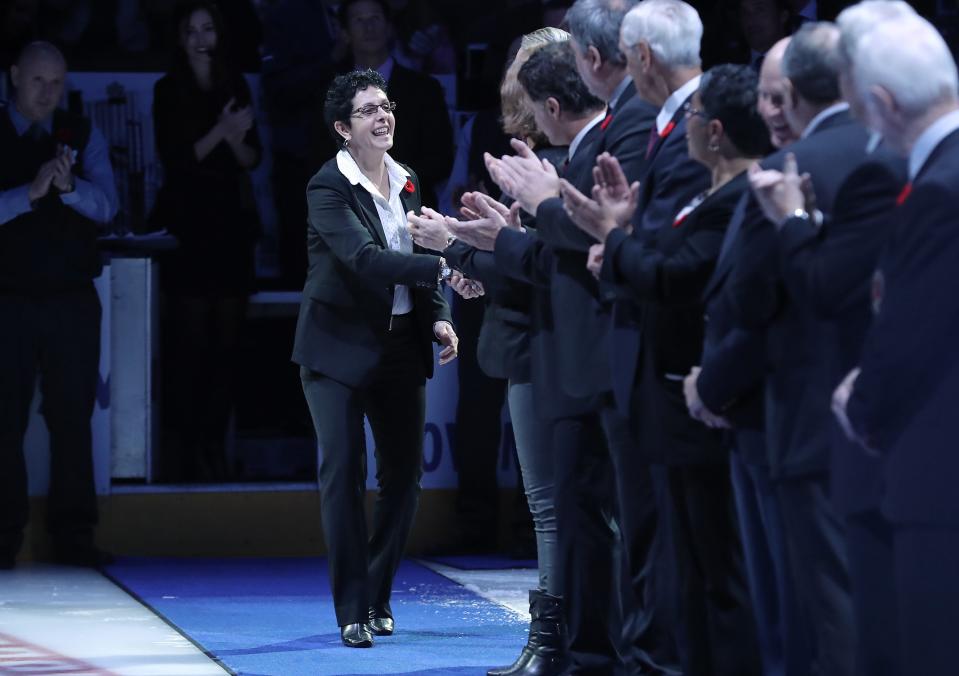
151, 0, 261, 479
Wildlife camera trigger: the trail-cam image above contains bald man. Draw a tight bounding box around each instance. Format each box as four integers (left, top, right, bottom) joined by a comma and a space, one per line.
0, 42, 117, 569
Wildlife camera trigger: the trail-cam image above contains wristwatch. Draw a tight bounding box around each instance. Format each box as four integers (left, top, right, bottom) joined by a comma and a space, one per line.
437, 258, 453, 284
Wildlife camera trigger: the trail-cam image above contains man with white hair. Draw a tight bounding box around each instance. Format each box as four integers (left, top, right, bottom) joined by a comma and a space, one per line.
750, 5, 915, 675
832, 15, 959, 676
586, 2, 760, 674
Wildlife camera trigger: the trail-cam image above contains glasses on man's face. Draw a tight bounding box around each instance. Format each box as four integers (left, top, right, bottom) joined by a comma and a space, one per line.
351, 101, 397, 118
683, 101, 708, 120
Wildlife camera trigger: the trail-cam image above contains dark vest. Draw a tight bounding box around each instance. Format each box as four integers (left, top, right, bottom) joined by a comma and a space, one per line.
0, 104, 101, 293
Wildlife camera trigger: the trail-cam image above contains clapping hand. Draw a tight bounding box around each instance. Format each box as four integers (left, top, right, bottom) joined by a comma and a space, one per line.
748, 153, 818, 229
484, 138, 560, 215
445, 192, 521, 252
218, 97, 254, 145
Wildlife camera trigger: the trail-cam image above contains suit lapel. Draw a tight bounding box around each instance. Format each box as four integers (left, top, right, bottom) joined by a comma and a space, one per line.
352, 185, 389, 247
703, 191, 749, 300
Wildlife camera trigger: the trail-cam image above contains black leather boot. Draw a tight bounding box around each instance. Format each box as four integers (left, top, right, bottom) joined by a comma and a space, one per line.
488, 590, 569, 676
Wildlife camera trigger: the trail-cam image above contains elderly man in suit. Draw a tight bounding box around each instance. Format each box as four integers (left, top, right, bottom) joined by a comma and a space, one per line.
750, 5, 917, 675
706, 21, 866, 676
832, 14, 959, 676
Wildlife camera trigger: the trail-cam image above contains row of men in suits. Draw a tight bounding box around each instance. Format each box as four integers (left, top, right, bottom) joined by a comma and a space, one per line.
407, 0, 959, 674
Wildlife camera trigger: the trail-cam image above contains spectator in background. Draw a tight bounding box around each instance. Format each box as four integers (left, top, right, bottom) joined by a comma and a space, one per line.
387, 0, 457, 74
150, 0, 261, 480
0, 41, 118, 568
259, 0, 338, 288
311, 0, 454, 209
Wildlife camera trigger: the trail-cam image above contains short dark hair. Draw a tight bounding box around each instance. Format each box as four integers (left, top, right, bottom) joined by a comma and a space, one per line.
337, 0, 392, 28
323, 69, 389, 146
781, 22, 842, 105
698, 64, 769, 157
517, 41, 604, 116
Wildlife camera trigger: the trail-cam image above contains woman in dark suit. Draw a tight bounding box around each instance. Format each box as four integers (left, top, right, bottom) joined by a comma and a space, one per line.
562, 64, 771, 676
292, 69, 459, 648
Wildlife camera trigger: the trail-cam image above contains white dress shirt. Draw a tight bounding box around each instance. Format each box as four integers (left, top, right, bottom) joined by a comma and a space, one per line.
908, 108, 959, 181
336, 149, 414, 315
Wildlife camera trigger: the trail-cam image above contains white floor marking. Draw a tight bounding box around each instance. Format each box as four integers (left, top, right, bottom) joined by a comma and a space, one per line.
0, 564, 226, 675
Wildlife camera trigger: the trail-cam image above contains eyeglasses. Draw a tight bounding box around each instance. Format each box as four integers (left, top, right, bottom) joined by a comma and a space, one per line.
683, 101, 708, 120
351, 101, 397, 118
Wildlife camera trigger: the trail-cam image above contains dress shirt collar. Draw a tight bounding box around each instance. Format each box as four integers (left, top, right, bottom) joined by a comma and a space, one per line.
800, 102, 849, 139
608, 75, 633, 111
568, 110, 607, 162
656, 74, 701, 135
336, 149, 409, 200
866, 131, 883, 154
908, 108, 959, 180
8, 103, 53, 136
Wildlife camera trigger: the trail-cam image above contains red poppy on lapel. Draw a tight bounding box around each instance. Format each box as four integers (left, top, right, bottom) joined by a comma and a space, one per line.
660, 120, 676, 138
895, 181, 912, 206
404, 179, 415, 194
600, 113, 613, 130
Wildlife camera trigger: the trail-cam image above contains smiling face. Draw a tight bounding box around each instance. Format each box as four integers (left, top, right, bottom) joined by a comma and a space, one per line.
336, 86, 395, 156
180, 8, 217, 64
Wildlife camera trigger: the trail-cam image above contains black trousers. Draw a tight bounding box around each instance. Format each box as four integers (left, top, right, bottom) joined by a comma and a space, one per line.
776, 474, 856, 676
845, 509, 900, 676
600, 404, 679, 676
662, 464, 761, 676
300, 318, 426, 627
0, 287, 101, 555
551, 411, 626, 675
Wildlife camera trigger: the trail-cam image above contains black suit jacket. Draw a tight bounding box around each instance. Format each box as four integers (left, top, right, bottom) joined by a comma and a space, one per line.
848, 127, 959, 526
524, 88, 659, 405
605, 173, 747, 463
291, 157, 451, 387
777, 143, 906, 514
729, 109, 871, 479
606, 96, 711, 415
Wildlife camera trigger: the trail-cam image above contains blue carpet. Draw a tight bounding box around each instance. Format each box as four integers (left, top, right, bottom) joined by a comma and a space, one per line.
105, 557, 527, 675
420, 555, 537, 571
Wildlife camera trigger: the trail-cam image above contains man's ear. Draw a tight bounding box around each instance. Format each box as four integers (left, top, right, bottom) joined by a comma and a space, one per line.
545, 97, 562, 120
586, 44, 603, 72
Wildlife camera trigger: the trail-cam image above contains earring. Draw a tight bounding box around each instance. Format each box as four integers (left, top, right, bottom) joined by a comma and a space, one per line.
343, 137, 351, 148
708, 141, 720, 152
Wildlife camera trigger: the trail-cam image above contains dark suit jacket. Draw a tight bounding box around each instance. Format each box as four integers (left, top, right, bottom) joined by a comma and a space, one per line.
777, 143, 906, 514
606, 173, 747, 463
525, 88, 659, 404
729, 108, 871, 479
291, 157, 451, 387
848, 127, 959, 526
606, 95, 711, 415
311, 62, 454, 206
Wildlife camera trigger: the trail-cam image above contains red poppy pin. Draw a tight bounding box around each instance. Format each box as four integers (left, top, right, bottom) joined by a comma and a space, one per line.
660, 120, 676, 139
404, 179, 415, 194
